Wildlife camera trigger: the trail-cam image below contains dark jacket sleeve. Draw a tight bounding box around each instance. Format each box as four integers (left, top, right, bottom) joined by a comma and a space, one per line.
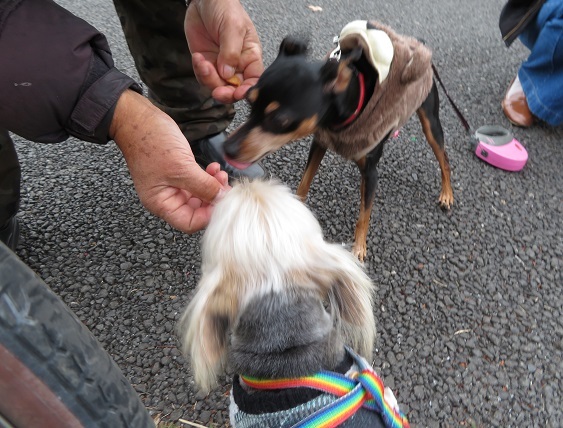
0, 0, 143, 144
499, 0, 546, 47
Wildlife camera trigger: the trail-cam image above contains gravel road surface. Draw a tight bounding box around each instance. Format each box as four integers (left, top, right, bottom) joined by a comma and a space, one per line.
12, 0, 562, 426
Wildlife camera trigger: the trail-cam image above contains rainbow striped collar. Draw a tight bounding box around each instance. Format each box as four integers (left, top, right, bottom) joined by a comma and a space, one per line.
240, 347, 410, 428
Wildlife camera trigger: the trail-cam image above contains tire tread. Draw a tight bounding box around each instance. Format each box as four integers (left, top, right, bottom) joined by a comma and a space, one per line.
0, 247, 154, 428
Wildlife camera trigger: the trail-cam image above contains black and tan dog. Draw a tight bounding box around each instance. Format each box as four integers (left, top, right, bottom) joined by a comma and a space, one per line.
224, 20, 454, 261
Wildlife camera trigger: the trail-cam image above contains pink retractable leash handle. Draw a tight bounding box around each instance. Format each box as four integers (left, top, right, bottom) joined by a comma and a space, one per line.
431, 65, 528, 172
470, 125, 528, 171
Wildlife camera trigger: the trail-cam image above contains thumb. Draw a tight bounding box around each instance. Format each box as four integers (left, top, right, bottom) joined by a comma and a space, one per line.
183, 164, 224, 203
217, 27, 244, 80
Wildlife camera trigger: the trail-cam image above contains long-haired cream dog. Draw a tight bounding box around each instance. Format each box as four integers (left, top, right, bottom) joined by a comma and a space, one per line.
178, 180, 408, 427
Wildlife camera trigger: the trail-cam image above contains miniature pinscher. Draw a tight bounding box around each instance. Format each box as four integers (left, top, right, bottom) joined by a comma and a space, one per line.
223, 21, 454, 261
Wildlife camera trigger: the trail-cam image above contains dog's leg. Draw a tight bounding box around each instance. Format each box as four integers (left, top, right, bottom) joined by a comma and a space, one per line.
353, 142, 385, 262
296, 138, 326, 201
416, 82, 454, 209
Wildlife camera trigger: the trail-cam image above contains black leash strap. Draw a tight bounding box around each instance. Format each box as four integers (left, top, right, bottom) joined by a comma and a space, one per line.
431, 63, 472, 134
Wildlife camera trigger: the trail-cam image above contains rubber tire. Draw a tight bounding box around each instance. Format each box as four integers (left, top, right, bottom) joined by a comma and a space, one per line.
0, 242, 155, 428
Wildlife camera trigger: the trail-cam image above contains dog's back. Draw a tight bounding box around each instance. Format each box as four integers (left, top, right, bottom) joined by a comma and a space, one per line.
229, 290, 390, 428
229, 289, 345, 379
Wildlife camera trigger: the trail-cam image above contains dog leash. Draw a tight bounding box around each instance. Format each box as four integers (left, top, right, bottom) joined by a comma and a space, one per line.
240, 347, 410, 428
432, 63, 529, 171
431, 63, 472, 134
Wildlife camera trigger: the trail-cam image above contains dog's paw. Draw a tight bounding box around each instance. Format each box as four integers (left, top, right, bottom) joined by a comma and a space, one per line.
438, 190, 454, 210
352, 242, 367, 263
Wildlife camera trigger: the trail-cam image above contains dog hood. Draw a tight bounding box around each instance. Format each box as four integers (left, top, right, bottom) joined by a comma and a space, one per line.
316, 21, 434, 160
338, 20, 394, 83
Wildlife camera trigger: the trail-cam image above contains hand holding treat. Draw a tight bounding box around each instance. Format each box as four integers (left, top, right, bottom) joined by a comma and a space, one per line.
185, 0, 264, 104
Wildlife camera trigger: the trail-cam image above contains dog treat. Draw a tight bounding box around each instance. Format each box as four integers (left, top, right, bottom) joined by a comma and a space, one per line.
226, 75, 241, 87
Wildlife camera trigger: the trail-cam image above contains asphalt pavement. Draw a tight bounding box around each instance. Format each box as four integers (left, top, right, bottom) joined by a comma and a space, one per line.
12, 0, 562, 426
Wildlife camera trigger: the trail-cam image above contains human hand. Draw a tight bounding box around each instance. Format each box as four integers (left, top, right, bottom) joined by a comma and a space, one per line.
185, 0, 264, 104
110, 90, 230, 233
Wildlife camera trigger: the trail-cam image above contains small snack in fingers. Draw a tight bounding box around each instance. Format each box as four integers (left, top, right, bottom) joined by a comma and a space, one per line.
225, 75, 241, 87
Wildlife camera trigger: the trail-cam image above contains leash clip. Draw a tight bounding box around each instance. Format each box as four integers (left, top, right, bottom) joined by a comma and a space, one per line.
329, 35, 341, 60
329, 46, 341, 61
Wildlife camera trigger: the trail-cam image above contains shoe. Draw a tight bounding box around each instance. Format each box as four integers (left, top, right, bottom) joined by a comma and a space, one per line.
502, 76, 535, 127
190, 132, 265, 181
0, 217, 20, 251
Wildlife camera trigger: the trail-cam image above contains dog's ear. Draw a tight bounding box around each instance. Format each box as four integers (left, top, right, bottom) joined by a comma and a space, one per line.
177, 280, 239, 393
321, 47, 363, 94
327, 272, 376, 359
278, 36, 308, 56
310, 248, 376, 359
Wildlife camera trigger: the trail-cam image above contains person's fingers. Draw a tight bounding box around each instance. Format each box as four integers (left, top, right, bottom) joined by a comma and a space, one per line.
215, 170, 229, 188
187, 196, 203, 209
231, 49, 264, 99
205, 162, 221, 176
187, 205, 215, 232
193, 53, 244, 103
204, 163, 229, 189
232, 82, 255, 101
211, 86, 237, 104
217, 26, 245, 81
241, 56, 264, 82
181, 163, 223, 203
192, 52, 225, 89
164, 202, 214, 234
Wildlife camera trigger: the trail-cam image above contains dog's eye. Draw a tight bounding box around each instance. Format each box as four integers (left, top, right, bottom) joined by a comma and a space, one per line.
277, 117, 291, 128
267, 112, 295, 130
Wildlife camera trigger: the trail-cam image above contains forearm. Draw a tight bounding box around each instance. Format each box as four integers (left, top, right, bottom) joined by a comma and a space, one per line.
110, 89, 176, 161
0, 0, 142, 144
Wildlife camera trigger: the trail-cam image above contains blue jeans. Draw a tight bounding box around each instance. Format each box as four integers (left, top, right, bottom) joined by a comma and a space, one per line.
518, 0, 563, 126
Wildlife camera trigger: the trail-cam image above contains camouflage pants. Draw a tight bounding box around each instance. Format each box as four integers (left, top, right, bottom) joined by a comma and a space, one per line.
112, 0, 236, 141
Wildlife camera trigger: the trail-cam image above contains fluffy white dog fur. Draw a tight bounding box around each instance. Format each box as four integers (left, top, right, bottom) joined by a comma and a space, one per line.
177, 179, 376, 393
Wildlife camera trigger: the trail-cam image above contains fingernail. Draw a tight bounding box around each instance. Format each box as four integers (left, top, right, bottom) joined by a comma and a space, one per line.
213, 188, 227, 203
222, 65, 235, 79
